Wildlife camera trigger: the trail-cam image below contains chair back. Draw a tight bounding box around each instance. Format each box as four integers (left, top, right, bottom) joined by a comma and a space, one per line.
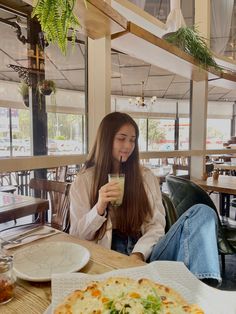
161, 192, 178, 232
166, 175, 217, 218
29, 178, 71, 232
56, 166, 68, 182
165, 175, 236, 255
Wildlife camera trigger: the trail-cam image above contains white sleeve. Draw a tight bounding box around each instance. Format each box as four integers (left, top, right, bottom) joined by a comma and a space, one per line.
69, 171, 107, 240
132, 169, 166, 260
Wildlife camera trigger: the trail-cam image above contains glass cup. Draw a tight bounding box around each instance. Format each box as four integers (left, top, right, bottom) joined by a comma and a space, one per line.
0, 255, 16, 304
108, 173, 125, 207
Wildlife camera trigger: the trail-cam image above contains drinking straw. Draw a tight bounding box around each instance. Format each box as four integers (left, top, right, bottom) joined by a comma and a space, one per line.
119, 156, 122, 174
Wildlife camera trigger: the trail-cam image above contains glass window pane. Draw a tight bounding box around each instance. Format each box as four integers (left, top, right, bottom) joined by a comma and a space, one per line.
0, 108, 31, 157
206, 119, 231, 149
134, 118, 147, 151
148, 119, 175, 151
179, 118, 190, 150
48, 113, 85, 155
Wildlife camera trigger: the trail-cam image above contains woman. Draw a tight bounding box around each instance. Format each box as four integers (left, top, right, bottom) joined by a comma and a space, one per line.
70, 112, 221, 283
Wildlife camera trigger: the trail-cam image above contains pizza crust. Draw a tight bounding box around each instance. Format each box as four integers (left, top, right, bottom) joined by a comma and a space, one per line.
54, 277, 204, 314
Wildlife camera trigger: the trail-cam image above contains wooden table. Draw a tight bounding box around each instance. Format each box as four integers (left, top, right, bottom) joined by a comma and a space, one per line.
0, 192, 49, 223
214, 163, 236, 175
2, 232, 145, 314
194, 175, 236, 217
2, 231, 236, 314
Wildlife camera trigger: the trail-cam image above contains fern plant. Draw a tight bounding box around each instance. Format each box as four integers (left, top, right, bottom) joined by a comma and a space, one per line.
32, 0, 84, 54
163, 26, 222, 71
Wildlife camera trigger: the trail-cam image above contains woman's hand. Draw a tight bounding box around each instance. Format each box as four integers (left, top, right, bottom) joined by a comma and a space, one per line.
97, 181, 121, 215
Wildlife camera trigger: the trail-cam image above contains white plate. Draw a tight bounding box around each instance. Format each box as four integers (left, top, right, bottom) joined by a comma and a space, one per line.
13, 241, 90, 282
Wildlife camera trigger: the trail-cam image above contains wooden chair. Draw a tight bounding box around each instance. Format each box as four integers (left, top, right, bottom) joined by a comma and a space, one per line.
29, 178, 71, 232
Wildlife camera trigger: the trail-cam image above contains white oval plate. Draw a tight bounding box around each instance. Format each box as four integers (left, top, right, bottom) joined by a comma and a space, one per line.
13, 241, 90, 282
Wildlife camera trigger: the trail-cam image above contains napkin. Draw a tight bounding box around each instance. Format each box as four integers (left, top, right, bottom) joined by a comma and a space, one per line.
1, 225, 60, 249
50, 261, 236, 314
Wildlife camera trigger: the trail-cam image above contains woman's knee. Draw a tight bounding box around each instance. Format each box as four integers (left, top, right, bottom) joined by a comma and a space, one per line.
187, 204, 218, 221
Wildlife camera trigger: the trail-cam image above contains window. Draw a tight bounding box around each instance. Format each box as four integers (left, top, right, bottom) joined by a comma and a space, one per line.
48, 113, 85, 155
148, 119, 175, 151
179, 118, 190, 150
206, 119, 231, 149
0, 108, 31, 157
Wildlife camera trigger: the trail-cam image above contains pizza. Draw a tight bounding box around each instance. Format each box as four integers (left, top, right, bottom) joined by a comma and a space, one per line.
54, 277, 204, 314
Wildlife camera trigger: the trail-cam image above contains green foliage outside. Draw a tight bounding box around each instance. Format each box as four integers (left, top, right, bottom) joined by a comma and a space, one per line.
0, 110, 83, 142
207, 126, 225, 140
148, 119, 166, 145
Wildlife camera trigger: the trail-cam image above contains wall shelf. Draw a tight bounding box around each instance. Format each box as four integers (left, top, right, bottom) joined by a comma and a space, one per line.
111, 22, 236, 89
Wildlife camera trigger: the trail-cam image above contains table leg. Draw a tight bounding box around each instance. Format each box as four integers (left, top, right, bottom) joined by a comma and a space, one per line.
219, 193, 230, 217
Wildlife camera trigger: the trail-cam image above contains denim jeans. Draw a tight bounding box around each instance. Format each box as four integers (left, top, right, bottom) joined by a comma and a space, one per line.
112, 204, 221, 281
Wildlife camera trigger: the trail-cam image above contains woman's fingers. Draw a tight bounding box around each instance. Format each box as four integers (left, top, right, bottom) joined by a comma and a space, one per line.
99, 182, 121, 202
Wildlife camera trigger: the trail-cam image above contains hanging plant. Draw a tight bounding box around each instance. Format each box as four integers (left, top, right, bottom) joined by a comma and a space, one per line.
32, 0, 86, 55
163, 26, 222, 71
38, 79, 56, 96
18, 81, 29, 108
37, 79, 56, 110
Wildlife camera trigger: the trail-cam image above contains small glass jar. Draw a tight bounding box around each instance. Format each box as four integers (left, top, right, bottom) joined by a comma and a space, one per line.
0, 255, 16, 304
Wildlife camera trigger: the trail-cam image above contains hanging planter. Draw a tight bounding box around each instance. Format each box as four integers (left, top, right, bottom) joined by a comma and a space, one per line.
38, 79, 56, 96
32, 0, 86, 55
18, 81, 29, 108
37, 79, 57, 111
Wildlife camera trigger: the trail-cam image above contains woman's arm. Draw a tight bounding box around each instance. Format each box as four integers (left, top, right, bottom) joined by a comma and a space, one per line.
132, 168, 166, 261
69, 170, 107, 240
69, 169, 122, 240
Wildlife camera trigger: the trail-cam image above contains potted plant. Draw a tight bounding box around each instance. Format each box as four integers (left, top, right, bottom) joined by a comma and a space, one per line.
38, 79, 56, 96
18, 81, 29, 107
163, 26, 222, 71
32, 0, 85, 54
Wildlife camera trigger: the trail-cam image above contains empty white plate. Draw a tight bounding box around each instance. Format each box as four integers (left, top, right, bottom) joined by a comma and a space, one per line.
13, 241, 90, 282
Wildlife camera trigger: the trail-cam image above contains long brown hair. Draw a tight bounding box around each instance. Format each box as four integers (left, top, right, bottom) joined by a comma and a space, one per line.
84, 112, 153, 239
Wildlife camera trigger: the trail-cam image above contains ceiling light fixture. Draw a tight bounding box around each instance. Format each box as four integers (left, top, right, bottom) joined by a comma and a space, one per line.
128, 81, 157, 107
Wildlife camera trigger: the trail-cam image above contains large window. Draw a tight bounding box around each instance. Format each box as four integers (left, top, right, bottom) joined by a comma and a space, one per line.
47, 113, 85, 155
148, 119, 175, 151
179, 118, 190, 150
0, 108, 31, 157
206, 119, 231, 149
134, 118, 147, 151
134, 117, 176, 151
0, 6, 87, 157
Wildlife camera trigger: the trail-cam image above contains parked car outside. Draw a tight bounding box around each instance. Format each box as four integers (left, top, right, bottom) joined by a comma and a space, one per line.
0, 139, 9, 150
48, 139, 58, 153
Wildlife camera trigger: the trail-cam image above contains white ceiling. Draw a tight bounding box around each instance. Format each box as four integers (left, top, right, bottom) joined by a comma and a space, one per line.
0, 2, 236, 103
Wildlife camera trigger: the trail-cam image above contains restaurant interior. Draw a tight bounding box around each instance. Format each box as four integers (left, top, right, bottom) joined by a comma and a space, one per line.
0, 0, 236, 313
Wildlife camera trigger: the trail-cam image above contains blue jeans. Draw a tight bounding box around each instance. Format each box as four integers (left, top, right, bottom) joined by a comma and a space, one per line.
112, 204, 221, 281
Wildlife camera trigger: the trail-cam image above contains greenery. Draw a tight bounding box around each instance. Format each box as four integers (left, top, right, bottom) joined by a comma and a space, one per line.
32, 0, 84, 54
18, 81, 29, 107
38, 79, 56, 95
163, 26, 222, 71
18, 81, 29, 97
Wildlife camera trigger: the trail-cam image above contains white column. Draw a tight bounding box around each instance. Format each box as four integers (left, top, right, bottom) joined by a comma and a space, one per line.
190, 79, 208, 179
190, 0, 210, 179
87, 36, 111, 150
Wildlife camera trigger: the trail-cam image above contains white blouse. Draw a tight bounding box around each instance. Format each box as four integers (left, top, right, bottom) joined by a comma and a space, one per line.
69, 166, 166, 261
